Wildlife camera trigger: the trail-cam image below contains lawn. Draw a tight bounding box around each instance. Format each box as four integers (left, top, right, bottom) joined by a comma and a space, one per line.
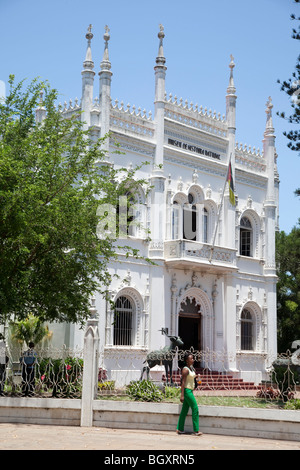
98, 389, 287, 409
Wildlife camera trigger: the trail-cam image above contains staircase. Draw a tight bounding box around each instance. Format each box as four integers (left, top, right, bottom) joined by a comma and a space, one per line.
162, 368, 259, 391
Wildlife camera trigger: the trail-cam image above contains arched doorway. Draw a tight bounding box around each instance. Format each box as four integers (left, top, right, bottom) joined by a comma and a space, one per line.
178, 297, 202, 352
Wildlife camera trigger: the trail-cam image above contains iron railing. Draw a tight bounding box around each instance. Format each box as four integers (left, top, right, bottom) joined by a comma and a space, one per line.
0, 346, 299, 405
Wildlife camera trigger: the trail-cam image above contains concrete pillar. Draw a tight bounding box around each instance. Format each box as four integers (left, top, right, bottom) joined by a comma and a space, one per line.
80, 298, 99, 427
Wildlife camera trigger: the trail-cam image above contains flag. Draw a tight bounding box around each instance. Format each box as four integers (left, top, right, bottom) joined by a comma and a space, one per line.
227, 159, 235, 206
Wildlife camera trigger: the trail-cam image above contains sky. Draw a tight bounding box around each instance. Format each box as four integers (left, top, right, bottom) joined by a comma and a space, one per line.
0, 0, 299, 233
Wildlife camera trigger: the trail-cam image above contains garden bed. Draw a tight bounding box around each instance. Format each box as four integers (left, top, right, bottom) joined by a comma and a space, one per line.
97, 385, 300, 410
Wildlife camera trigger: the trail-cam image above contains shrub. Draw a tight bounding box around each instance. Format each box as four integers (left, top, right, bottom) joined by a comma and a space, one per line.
165, 386, 180, 400
38, 356, 83, 397
284, 399, 300, 410
126, 380, 164, 402
98, 381, 115, 391
272, 362, 299, 402
98, 368, 108, 382
256, 387, 280, 400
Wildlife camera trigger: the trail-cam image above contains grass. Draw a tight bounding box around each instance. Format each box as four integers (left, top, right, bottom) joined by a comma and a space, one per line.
97, 388, 287, 409
194, 396, 285, 409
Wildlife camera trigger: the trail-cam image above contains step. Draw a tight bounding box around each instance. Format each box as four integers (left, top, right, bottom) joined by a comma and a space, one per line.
161, 370, 258, 390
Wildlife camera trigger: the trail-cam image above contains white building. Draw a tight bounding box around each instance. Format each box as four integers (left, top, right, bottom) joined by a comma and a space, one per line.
49, 25, 279, 385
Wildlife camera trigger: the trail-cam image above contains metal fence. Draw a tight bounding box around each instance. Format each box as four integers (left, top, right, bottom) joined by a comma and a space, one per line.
0, 346, 299, 405
98, 348, 300, 404
0, 346, 84, 399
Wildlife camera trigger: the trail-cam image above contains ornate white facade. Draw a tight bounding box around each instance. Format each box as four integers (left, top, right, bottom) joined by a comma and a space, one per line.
50, 25, 279, 384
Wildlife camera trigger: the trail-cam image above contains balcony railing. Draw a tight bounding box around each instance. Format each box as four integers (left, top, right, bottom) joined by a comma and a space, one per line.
164, 240, 237, 271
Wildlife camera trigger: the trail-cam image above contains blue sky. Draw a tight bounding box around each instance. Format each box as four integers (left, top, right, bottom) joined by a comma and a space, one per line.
0, 0, 299, 233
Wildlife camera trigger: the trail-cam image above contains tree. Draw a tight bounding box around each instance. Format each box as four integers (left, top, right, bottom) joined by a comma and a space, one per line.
9, 314, 52, 347
277, 0, 300, 196
0, 76, 151, 325
276, 225, 300, 352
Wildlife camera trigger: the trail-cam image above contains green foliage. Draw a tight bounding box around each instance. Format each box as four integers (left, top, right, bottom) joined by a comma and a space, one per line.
277, 2, 300, 196
9, 313, 51, 346
0, 75, 152, 325
126, 380, 164, 402
284, 398, 300, 410
272, 363, 300, 386
164, 386, 180, 400
276, 227, 300, 352
272, 360, 299, 402
38, 356, 83, 398
98, 380, 115, 391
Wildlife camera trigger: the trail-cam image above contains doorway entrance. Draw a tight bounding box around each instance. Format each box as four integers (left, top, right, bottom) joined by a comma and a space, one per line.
178, 297, 202, 353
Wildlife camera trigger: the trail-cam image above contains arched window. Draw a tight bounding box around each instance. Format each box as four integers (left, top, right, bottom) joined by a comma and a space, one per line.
171, 191, 213, 243
241, 309, 253, 350
113, 296, 133, 346
183, 194, 197, 241
203, 208, 208, 243
240, 217, 252, 257
117, 188, 146, 239
172, 201, 180, 239
125, 191, 135, 237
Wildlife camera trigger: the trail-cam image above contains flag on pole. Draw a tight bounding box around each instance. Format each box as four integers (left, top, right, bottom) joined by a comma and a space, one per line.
227, 159, 235, 206
209, 155, 235, 262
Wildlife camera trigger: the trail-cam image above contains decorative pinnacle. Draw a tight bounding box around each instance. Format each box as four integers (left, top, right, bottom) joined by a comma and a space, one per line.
39, 90, 44, 106
86, 24, 93, 41
35, 90, 46, 123
156, 24, 166, 66
227, 54, 236, 95
100, 25, 112, 72
265, 96, 274, 134
104, 25, 110, 43
158, 24, 165, 39
83, 24, 94, 71
265, 96, 273, 113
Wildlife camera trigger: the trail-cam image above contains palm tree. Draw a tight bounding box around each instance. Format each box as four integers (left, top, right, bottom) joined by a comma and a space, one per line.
9, 314, 52, 348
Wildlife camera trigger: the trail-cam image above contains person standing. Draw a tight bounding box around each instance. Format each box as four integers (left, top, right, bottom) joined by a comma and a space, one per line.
0, 334, 9, 396
20, 342, 37, 397
176, 353, 202, 436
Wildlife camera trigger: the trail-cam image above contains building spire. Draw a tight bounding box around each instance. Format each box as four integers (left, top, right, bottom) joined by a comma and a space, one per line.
264, 96, 274, 136
225, 53, 237, 253
81, 25, 95, 129
153, 23, 167, 172
156, 24, 166, 66
99, 25, 112, 156
227, 54, 236, 95
149, 24, 167, 258
83, 24, 94, 71
226, 54, 237, 132
100, 25, 111, 72
35, 90, 46, 123
262, 94, 276, 277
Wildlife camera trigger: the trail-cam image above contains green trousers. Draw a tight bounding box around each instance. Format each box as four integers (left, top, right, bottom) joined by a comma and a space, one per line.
177, 388, 199, 433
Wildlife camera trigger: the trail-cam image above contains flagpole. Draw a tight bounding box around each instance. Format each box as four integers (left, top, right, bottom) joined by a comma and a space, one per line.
209, 154, 232, 263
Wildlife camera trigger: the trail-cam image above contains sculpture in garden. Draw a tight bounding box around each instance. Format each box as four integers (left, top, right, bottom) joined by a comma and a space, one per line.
140, 330, 184, 384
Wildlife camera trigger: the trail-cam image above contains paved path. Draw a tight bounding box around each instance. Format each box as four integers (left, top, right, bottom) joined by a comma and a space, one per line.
0, 423, 299, 451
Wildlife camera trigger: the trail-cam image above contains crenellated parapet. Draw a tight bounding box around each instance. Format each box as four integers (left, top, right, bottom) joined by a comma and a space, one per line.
59, 98, 80, 114
235, 141, 266, 173
164, 94, 227, 139
110, 100, 155, 139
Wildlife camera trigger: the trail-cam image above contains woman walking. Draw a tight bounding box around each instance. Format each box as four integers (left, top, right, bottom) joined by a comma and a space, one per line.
176, 353, 202, 436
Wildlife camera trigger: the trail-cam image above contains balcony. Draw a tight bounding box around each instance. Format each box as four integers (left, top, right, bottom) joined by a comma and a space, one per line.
164, 240, 238, 274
